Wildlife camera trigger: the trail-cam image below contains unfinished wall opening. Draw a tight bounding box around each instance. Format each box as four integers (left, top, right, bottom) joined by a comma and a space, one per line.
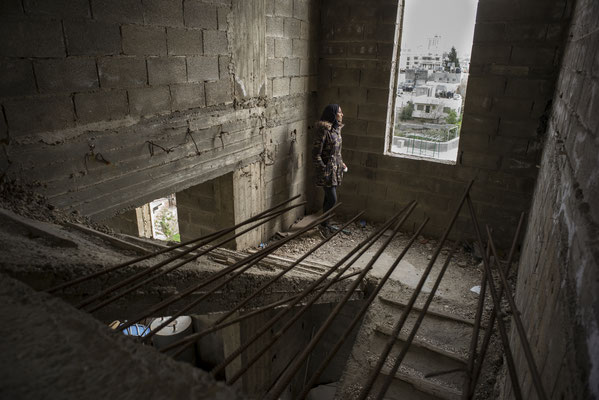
103, 194, 180, 243
385, 0, 479, 164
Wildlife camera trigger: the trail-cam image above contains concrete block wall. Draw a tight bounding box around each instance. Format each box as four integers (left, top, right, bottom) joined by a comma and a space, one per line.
316, 0, 571, 244
1, 0, 321, 246
177, 172, 235, 245
502, 1, 599, 399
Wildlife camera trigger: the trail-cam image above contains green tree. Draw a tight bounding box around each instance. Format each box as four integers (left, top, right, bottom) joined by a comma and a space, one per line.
447, 46, 460, 70
400, 101, 414, 120
446, 109, 458, 124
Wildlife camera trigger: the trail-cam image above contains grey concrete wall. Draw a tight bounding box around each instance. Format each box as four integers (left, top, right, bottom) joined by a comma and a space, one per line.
0, 0, 320, 244
177, 172, 235, 246
316, 0, 571, 244
503, 0, 599, 399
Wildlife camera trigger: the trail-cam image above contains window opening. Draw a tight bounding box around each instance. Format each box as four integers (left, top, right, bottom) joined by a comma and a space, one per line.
385, 0, 478, 163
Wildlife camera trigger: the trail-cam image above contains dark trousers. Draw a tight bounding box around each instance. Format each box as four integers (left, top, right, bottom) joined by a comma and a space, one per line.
322, 186, 337, 223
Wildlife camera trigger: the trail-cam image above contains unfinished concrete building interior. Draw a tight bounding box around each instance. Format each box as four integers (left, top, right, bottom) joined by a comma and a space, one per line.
0, 0, 597, 398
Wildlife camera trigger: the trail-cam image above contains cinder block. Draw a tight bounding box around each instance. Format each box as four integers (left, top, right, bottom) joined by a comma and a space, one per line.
299, 58, 316, 75
272, 77, 290, 97
290, 76, 305, 94
98, 57, 147, 88
275, 38, 293, 57
472, 22, 505, 43
187, 55, 219, 82
293, 0, 309, 21
284, 18, 301, 38
360, 69, 390, 88
4, 96, 75, 134
460, 114, 499, 134
267, 16, 284, 37
205, 79, 232, 105
460, 151, 501, 170
0, 59, 37, 97
366, 88, 389, 105
292, 39, 308, 58
185, 1, 218, 29
122, 25, 167, 56
203, 30, 228, 55
470, 44, 511, 65
364, 23, 395, 42
333, 25, 365, 41
348, 43, 378, 58
217, 7, 229, 30
332, 68, 360, 87
147, 57, 187, 85
492, 97, 534, 118
505, 23, 548, 42
366, 121, 385, 137
35, 58, 99, 93
267, 37, 275, 58
167, 27, 202, 55
358, 103, 387, 122
64, 20, 121, 56
91, 0, 143, 23
0, 20, 65, 58
74, 90, 128, 123
510, 46, 556, 67
267, 58, 284, 78
128, 86, 171, 116
23, 0, 90, 18
467, 76, 506, 97
170, 82, 206, 111
283, 58, 300, 76
274, 0, 292, 17
265, 0, 274, 15
143, 0, 184, 26
218, 55, 230, 79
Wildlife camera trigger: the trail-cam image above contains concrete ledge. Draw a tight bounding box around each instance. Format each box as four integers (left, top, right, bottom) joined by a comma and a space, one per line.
0, 274, 242, 400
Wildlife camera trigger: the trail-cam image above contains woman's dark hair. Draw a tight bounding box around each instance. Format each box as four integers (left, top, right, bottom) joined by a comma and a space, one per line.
320, 104, 340, 129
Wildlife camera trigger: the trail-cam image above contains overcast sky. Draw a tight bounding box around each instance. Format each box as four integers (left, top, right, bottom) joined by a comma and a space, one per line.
401, 0, 479, 57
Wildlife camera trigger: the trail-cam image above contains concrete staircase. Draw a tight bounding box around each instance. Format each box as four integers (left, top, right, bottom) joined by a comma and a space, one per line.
336, 283, 480, 400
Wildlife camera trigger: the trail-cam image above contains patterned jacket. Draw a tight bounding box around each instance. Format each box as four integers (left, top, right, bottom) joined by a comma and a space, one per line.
312, 120, 344, 187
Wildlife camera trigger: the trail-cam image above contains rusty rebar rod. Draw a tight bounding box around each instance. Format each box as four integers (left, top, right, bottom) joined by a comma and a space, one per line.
486, 225, 547, 400
375, 237, 461, 400
210, 203, 414, 381
210, 211, 365, 328
465, 195, 522, 400
294, 217, 429, 400
469, 212, 525, 396
227, 206, 418, 384
160, 270, 364, 357
141, 208, 352, 342
86, 202, 309, 313
79, 201, 306, 310
462, 238, 493, 399
46, 194, 302, 293
117, 205, 340, 333
357, 180, 473, 400
265, 204, 420, 400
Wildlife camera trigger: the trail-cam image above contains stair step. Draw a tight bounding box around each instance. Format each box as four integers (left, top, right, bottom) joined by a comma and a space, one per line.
379, 295, 477, 327
377, 367, 463, 400
372, 324, 466, 392
377, 296, 482, 355
375, 324, 467, 364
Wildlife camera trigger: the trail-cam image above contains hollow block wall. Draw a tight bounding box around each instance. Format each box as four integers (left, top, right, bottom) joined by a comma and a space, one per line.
316, 0, 571, 244
0, 0, 320, 244
502, 0, 599, 398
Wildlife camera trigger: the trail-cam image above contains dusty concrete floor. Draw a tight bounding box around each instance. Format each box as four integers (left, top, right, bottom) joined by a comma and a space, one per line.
269, 216, 517, 398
